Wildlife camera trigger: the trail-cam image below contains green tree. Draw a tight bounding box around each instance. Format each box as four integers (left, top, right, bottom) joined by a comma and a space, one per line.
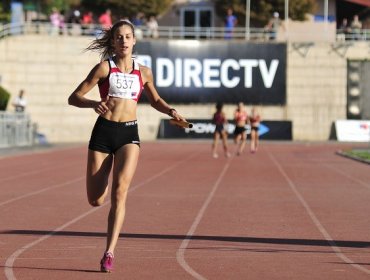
0, 85, 11, 111
41, 0, 81, 14
0, 0, 82, 22
81, 0, 172, 20
214, 0, 316, 27
0, 1, 11, 22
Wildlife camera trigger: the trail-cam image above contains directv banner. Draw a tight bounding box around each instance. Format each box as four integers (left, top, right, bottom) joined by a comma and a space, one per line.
157, 119, 292, 140
135, 41, 286, 104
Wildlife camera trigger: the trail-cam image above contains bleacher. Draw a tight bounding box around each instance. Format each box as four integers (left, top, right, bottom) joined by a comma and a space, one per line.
0, 21, 369, 144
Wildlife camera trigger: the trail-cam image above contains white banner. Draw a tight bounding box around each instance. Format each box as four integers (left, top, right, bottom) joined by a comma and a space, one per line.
335, 120, 370, 142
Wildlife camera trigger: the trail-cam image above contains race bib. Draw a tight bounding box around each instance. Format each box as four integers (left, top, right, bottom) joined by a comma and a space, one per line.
108, 72, 140, 99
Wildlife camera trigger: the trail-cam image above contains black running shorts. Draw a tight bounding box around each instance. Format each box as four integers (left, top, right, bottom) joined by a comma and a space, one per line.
88, 116, 140, 154
233, 125, 246, 136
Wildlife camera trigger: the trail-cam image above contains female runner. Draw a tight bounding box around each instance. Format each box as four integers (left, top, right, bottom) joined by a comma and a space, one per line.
68, 20, 186, 273
233, 102, 248, 155
211, 102, 231, 158
250, 106, 261, 153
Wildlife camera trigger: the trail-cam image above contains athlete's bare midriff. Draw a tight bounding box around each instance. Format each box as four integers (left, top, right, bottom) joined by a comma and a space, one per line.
236, 120, 246, 127
101, 97, 137, 122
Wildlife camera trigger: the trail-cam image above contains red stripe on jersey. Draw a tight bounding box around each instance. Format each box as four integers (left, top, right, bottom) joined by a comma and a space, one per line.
98, 79, 109, 99
132, 69, 144, 102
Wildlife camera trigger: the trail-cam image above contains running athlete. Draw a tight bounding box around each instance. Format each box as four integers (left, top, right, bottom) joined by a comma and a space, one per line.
249, 106, 261, 153
67, 20, 186, 273
211, 102, 230, 158
233, 102, 248, 155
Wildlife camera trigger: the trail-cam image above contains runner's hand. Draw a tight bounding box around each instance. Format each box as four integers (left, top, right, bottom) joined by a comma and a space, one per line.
94, 96, 110, 115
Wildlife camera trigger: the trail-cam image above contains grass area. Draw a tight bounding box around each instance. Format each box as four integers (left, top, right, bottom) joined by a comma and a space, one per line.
344, 150, 370, 161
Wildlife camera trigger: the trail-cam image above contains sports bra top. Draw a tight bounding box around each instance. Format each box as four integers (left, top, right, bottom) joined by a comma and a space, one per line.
250, 115, 260, 124
98, 57, 144, 102
235, 110, 248, 122
213, 112, 226, 125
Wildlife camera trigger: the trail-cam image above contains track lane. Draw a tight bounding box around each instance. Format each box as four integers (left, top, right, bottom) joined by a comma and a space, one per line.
177, 143, 370, 279
1, 142, 369, 280
2, 143, 200, 280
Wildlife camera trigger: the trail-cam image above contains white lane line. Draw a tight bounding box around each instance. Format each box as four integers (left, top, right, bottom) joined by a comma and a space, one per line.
0, 161, 82, 183
268, 152, 370, 276
4, 204, 104, 280
0, 145, 83, 160
176, 160, 232, 280
4, 152, 198, 280
324, 164, 370, 191
0, 177, 84, 207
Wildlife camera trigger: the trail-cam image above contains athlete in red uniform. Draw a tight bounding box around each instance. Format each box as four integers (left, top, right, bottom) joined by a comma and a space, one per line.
68, 20, 186, 273
249, 107, 261, 153
233, 102, 248, 155
212, 102, 231, 158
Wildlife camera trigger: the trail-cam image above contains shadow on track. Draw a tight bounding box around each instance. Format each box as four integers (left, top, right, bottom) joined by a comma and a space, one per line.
2, 229, 369, 248
0, 265, 99, 273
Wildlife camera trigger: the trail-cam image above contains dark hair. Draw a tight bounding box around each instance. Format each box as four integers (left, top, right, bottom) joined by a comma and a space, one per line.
85, 20, 135, 59
216, 102, 223, 111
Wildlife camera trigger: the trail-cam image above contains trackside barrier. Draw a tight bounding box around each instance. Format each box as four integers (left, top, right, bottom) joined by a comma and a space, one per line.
2, 22, 369, 42
0, 112, 34, 148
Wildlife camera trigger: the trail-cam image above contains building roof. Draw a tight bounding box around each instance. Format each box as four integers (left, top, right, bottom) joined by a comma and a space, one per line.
343, 0, 370, 7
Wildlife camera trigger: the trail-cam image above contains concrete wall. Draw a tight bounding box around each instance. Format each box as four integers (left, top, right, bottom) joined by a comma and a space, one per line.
1, 35, 369, 142
287, 41, 370, 140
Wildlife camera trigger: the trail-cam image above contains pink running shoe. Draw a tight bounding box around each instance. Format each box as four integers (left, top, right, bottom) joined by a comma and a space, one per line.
100, 252, 114, 273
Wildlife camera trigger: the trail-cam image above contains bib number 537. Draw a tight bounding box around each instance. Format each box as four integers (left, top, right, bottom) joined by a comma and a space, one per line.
116, 78, 133, 89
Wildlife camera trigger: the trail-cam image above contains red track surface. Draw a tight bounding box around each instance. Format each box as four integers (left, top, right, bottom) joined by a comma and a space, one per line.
0, 141, 369, 280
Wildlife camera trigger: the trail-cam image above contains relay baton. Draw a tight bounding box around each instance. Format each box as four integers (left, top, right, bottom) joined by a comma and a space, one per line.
169, 119, 193, 128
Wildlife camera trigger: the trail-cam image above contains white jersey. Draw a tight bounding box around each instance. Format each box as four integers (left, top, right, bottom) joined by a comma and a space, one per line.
98, 57, 144, 102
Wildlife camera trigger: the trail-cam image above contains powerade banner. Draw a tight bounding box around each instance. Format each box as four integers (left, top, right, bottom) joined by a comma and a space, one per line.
135, 41, 286, 104
157, 119, 292, 140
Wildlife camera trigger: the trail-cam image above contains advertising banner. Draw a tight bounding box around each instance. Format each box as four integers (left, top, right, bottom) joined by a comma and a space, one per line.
335, 120, 370, 142
135, 41, 286, 105
158, 119, 292, 140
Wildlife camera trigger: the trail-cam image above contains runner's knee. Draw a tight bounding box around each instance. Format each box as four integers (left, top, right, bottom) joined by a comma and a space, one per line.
88, 197, 105, 207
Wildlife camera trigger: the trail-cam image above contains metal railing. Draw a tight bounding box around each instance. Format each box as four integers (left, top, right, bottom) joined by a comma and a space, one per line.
0, 112, 34, 148
0, 22, 370, 41
336, 30, 370, 41
1, 22, 370, 42
0, 22, 270, 40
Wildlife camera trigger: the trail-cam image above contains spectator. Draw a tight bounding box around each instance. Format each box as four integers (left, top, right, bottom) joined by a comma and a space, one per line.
71, 9, 81, 24
68, 9, 82, 36
224, 8, 237, 39
82, 11, 94, 25
81, 11, 94, 35
350, 15, 362, 40
99, 9, 112, 30
12, 89, 26, 113
49, 7, 61, 35
59, 10, 66, 35
146, 16, 159, 38
265, 12, 283, 41
338, 18, 350, 41
129, 13, 144, 40
132, 12, 145, 27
